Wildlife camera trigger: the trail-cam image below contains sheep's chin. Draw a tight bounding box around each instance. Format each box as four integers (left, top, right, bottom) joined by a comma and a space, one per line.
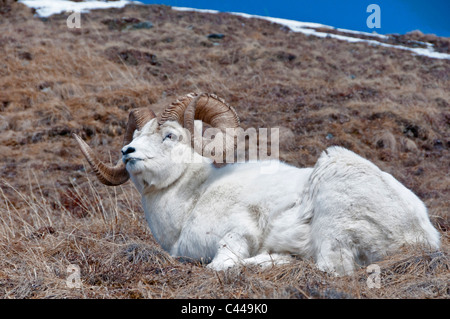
125, 159, 146, 174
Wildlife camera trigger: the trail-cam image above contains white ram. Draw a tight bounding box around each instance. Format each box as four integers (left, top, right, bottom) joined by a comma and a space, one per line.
74, 93, 440, 275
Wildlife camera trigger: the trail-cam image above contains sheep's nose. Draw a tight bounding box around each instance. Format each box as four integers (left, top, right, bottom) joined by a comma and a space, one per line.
121, 146, 136, 155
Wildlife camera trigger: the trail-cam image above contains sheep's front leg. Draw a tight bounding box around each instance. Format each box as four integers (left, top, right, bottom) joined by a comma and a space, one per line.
207, 232, 251, 271
242, 253, 293, 268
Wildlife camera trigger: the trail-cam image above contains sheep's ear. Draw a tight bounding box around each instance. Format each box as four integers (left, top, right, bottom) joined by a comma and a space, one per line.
147, 116, 159, 131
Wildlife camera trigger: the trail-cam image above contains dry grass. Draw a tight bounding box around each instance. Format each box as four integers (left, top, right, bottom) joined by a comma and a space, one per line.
0, 2, 448, 298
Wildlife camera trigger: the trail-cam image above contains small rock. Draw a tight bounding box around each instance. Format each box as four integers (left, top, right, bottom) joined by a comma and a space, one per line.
403, 123, 420, 138
207, 33, 225, 39
375, 131, 397, 152
130, 21, 153, 30
37, 81, 52, 91
433, 139, 444, 150
276, 51, 296, 62
400, 137, 418, 153
18, 51, 32, 60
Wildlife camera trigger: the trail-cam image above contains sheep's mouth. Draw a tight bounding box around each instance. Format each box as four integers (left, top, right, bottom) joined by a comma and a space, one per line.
123, 157, 142, 165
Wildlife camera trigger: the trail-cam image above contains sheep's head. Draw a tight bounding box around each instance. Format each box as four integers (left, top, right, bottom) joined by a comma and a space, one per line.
73, 93, 240, 189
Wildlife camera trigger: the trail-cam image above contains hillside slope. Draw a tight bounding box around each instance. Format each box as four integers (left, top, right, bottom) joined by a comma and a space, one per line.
0, 2, 448, 298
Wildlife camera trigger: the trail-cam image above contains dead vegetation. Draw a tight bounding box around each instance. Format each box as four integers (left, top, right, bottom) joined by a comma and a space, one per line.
0, 2, 448, 298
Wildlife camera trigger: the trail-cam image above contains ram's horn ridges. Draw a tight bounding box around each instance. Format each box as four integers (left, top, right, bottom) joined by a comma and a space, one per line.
183, 93, 240, 162
73, 133, 129, 186
158, 92, 198, 126
159, 92, 240, 161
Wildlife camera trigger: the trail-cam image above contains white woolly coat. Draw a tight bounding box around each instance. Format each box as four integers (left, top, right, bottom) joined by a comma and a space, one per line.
125, 119, 440, 275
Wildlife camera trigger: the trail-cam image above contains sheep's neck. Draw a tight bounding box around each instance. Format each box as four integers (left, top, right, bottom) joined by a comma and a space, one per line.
141, 162, 212, 252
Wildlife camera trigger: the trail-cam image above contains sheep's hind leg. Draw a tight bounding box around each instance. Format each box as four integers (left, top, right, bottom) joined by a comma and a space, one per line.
207, 232, 251, 271
314, 239, 356, 276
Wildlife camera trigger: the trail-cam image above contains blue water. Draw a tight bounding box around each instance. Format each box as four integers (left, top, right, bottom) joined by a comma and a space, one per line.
138, 0, 450, 37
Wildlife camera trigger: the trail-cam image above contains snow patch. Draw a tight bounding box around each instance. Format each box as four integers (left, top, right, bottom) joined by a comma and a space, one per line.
175, 7, 450, 60
19, 0, 139, 18
17, 1, 449, 60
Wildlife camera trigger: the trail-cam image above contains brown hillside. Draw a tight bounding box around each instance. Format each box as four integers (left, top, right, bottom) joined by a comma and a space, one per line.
0, 2, 448, 298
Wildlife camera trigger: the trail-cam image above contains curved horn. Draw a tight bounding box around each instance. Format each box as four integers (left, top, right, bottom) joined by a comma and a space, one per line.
185, 93, 240, 163
74, 108, 156, 186
158, 93, 240, 162
159, 93, 239, 130
183, 93, 240, 137
158, 93, 197, 126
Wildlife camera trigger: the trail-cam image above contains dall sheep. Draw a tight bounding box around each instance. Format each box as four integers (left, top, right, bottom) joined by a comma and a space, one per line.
74, 92, 440, 276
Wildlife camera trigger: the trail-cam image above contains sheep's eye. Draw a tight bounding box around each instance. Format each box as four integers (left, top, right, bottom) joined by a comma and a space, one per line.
164, 133, 175, 141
